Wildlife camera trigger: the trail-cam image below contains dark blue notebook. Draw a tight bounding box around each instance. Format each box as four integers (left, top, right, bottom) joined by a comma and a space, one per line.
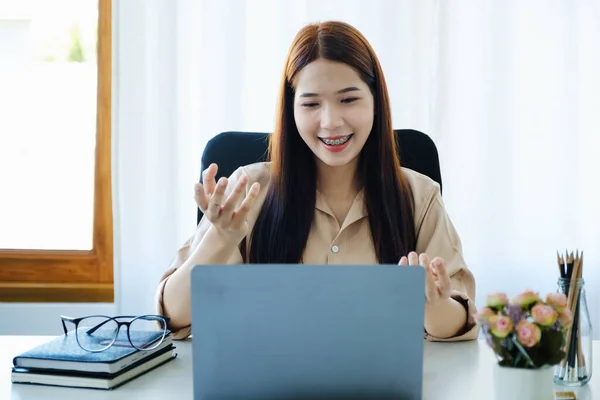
12, 345, 177, 390
13, 329, 172, 374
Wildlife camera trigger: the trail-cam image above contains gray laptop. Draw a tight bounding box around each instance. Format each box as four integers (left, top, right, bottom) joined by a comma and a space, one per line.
190, 264, 425, 400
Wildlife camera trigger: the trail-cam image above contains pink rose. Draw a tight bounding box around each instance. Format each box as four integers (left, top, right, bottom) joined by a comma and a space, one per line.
531, 304, 559, 327
516, 320, 542, 347
558, 308, 573, 329
473, 307, 496, 323
489, 315, 513, 338
486, 293, 508, 309
546, 293, 568, 311
510, 290, 540, 308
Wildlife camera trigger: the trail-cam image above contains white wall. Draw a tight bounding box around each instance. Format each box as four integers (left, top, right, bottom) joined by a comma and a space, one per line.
111, 0, 185, 317
0, 304, 115, 336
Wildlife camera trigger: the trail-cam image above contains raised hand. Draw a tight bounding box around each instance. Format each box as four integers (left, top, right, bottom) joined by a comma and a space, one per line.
399, 252, 452, 305
194, 163, 260, 245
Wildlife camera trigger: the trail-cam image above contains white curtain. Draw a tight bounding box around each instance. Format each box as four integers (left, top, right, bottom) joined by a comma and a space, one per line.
114, 0, 600, 336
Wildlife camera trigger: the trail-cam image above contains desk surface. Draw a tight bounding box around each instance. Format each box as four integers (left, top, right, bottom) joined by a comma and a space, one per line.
2, 336, 597, 399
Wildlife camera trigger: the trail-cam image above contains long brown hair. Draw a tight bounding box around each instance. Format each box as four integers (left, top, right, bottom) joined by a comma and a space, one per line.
249, 21, 416, 263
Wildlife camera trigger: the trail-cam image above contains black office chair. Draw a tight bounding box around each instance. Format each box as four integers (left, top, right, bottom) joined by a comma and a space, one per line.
197, 129, 442, 224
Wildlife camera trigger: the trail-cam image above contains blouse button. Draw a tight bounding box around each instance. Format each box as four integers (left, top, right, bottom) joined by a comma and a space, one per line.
331, 245, 339, 253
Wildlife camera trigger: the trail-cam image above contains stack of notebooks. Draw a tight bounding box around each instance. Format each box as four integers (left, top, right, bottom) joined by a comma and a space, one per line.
11, 330, 177, 390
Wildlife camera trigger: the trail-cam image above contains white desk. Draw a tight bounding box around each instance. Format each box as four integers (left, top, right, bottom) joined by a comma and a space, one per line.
2, 336, 597, 399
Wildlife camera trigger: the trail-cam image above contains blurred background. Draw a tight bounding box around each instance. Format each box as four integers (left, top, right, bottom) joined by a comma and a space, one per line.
1, 0, 598, 337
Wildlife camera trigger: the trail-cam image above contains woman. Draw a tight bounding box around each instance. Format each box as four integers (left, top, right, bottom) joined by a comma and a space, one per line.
156, 21, 478, 342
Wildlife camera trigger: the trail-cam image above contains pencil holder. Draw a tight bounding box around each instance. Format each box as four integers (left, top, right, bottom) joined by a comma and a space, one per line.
554, 277, 593, 386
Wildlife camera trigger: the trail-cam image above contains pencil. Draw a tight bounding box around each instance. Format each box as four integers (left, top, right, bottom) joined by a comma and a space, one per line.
557, 251, 565, 278
565, 252, 584, 377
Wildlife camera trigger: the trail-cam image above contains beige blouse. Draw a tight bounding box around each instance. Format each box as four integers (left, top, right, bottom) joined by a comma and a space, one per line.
155, 162, 479, 341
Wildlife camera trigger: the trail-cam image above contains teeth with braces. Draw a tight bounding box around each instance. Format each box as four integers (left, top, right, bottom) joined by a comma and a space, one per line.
321, 135, 351, 146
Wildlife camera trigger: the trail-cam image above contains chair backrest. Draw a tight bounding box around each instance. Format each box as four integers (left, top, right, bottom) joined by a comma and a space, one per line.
198, 129, 442, 224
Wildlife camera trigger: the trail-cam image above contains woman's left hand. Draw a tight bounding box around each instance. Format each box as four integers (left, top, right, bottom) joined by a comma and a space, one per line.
399, 252, 452, 305
400, 252, 468, 339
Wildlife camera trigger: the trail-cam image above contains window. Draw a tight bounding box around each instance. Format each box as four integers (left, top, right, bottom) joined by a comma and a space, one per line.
0, 0, 112, 302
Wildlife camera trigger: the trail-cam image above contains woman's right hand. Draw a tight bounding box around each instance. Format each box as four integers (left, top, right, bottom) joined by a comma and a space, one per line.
194, 163, 261, 245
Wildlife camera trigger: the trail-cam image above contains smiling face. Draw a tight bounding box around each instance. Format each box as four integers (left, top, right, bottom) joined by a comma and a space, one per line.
293, 58, 375, 171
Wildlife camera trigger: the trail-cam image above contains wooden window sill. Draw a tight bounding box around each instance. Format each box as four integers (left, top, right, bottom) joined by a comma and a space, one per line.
0, 282, 114, 303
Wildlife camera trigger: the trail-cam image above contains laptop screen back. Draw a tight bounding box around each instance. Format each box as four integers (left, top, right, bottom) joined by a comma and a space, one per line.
191, 264, 425, 400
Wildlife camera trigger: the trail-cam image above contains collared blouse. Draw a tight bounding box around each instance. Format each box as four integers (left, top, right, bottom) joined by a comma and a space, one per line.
155, 162, 478, 341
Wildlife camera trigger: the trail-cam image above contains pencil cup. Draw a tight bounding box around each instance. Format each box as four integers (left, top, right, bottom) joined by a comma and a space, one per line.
554, 278, 593, 386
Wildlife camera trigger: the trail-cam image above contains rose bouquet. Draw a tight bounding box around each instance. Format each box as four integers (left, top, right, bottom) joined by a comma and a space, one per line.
475, 290, 573, 369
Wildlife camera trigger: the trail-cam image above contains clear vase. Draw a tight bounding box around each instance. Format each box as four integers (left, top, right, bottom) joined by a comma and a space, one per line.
554, 278, 593, 386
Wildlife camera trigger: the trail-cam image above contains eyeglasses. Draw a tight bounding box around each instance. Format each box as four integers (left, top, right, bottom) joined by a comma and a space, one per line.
61, 314, 170, 353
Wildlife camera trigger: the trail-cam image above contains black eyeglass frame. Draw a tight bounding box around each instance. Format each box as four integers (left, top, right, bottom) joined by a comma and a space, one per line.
60, 314, 170, 353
